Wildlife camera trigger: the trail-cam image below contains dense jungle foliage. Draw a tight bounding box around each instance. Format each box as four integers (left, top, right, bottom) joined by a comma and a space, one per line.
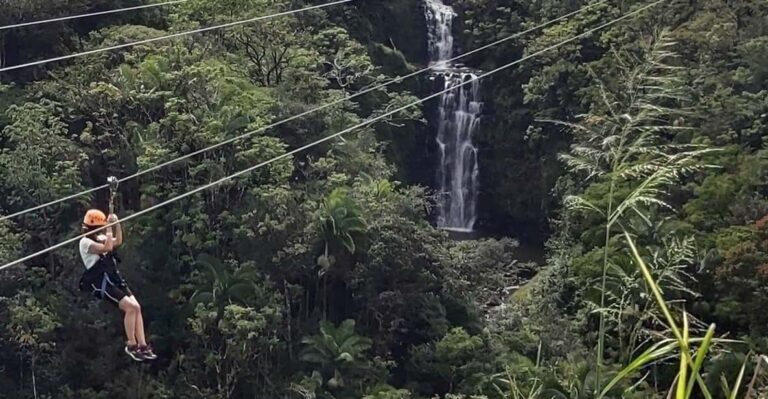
1, 0, 767, 397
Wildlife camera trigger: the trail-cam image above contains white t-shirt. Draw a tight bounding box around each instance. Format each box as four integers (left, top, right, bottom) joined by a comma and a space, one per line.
79, 235, 115, 270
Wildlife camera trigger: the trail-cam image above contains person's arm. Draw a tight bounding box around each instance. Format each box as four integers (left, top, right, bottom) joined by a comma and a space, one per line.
86, 229, 114, 254
109, 214, 123, 247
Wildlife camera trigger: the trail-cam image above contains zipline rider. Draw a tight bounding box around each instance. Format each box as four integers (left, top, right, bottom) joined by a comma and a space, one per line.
78, 177, 157, 362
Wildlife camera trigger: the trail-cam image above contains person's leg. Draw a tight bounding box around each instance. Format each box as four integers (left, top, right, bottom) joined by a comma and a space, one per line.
118, 297, 139, 346
127, 295, 157, 359
128, 296, 147, 347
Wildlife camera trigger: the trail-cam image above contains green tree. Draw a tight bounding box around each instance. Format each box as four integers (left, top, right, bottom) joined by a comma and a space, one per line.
298, 319, 376, 398
315, 27, 377, 90
184, 302, 282, 398
408, 327, 491, 395
3, 294, 60, 399
0, 101, 87, 273
0, 220, 24, 265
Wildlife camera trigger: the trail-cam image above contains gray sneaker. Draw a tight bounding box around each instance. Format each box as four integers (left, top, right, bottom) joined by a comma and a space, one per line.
125, 345, 143, 362
138, 345, 157, 360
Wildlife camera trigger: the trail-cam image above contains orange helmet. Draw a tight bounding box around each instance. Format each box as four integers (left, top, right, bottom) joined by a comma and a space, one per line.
83, 209, 107, 227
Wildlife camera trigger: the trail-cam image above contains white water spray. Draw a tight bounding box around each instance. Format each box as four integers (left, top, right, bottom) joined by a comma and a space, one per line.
425, 0, 481, 231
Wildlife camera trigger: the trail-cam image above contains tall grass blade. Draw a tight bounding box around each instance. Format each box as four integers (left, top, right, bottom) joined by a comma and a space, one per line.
696, 374, 714, 399
721, 374, 733, 398
685, 324, 716, 397
624, 231, 682, 343
677, 313, 690, 399
599, 340, 678, 398
729, 359, 748, 399
624, 231, 721, 399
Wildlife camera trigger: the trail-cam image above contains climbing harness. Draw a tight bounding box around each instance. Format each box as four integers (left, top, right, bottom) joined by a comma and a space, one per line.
78, 252, 131, 306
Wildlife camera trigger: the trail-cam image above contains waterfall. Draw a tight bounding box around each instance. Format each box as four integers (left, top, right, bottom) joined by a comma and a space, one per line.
435, 72, 481, 231
424, 0, 455, 66
424, 0, 482, 231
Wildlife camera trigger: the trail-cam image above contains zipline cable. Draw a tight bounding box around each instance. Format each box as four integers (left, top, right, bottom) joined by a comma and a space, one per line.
0, 0, 666, 272
0, 0, 606, 222
0, 0, 352, 72
0, 0, 189, 31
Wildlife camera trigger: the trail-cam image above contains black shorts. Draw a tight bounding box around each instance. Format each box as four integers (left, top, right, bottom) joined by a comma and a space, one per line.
79, 262, 133, 307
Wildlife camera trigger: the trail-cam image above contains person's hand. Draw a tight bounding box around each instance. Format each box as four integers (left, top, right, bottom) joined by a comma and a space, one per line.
107, 213, 119, 223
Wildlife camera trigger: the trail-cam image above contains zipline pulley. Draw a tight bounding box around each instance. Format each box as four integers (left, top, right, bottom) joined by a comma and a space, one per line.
107, 176, 119, 214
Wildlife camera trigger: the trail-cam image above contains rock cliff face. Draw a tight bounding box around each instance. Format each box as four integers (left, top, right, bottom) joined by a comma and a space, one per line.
332, 0, 434, 188
342, 0, 430, 66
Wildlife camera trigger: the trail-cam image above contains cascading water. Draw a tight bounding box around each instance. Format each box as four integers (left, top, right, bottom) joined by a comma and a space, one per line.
425, 0, 482, 232
434, 73, 481, 231
424, 0, 455, 66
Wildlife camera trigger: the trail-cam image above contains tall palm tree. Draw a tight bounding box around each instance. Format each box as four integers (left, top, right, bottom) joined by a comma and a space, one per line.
317, 188, 367, 273
314, 188, 367, 321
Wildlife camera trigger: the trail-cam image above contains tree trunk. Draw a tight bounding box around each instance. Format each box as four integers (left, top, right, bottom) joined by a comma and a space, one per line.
284, 280, 294, 360
322, 278, 328, 321
19, 353, 24, 394
31, 356, 38, 399
41, 209, 56, 276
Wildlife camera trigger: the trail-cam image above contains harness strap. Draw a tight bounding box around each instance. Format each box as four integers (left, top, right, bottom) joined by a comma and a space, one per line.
100, 272, 109, 297
91, 271, 120, 303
